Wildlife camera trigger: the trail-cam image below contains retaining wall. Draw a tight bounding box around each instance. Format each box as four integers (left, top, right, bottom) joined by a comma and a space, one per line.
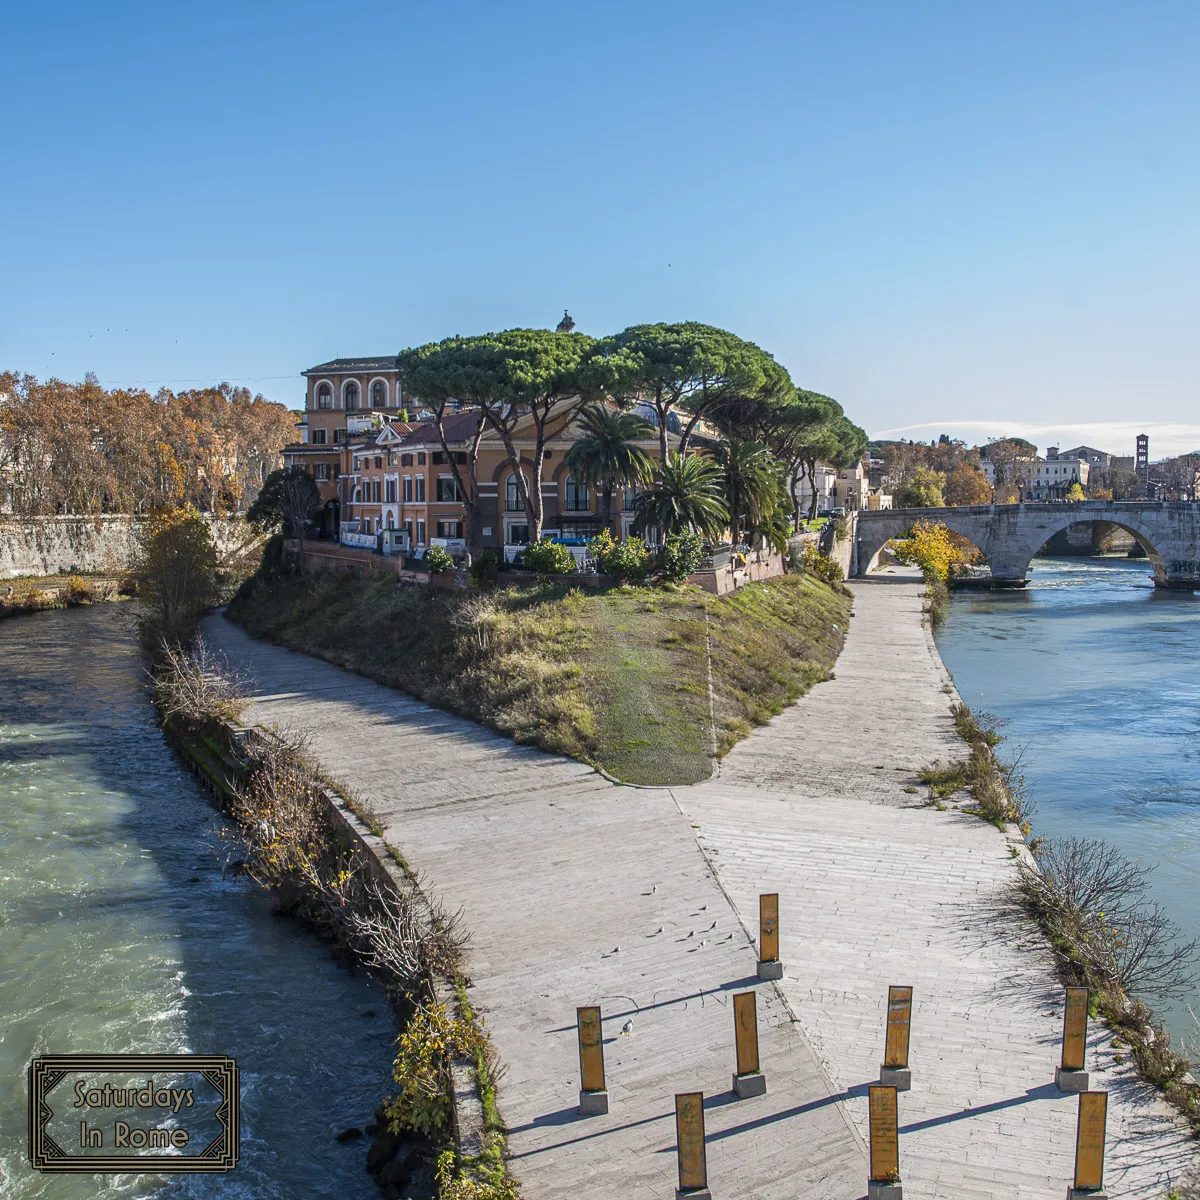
0, 515, 254, 579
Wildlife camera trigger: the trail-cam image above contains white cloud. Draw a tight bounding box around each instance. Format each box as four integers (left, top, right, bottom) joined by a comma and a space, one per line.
869, 420, 1200, 460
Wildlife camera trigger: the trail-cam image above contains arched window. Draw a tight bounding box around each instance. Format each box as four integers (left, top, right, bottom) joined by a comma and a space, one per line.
353, 487, 362, 503
565, 475, 589, 511
505, 473, 524, 512
316, 383, 332, 410
372, 380, 387, 407
344, 382, 359, 410
386, 512, 395, 529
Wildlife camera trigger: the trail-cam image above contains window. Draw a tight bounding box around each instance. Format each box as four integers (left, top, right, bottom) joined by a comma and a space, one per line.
372, 380, 387, 407
506, 522, 530, 545
345, 382, 359, 410
333, 429, 347, 444
437, 520, 463, 538
415, 475, 426, 502
623, 484, 637, 511
353, 487, 362, 503
432, 452, 446, 465
373, 480, 381, 504
401, 453, 412, 467
505, 473, 524, 512
374, 456, 382, 469
311, 428, 327, 445
385, 479, 396, 503
315, 464, 330, 481
565, 475, 589, 511
417, 519, 426, 545
404, 519, 413, 541
403, 476, 412, 503
316, 383, 332, 410
437, 476, 460, 502
386, 512, 395, 529
417, 452, 426, 465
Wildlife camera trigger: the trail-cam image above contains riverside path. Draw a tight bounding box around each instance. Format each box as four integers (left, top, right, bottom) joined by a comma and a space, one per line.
202, 579, 1195, 1199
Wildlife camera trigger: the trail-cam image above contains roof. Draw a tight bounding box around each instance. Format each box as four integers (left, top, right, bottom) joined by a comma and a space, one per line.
400, 409, 483, 447
303, 356, 398, 376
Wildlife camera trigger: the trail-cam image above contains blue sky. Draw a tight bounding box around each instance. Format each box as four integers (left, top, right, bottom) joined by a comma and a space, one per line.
3, 2, 1198, 454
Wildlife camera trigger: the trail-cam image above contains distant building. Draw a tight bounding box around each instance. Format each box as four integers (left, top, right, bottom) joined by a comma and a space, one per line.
1025, 456, 1089, 500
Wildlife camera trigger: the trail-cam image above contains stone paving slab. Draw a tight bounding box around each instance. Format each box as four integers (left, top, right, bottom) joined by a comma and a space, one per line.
204, 617, 865, 1199
203, 578, 1199, 1198
677, 577, 1197, 1197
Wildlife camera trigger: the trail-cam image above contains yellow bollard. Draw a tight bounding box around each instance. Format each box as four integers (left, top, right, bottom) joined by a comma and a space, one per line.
1068, 1091, 1108, 1199
868, 1084, 902, 1198
879, 985, 913, 1091
576, 1006, 608, 1115
1056, 987, 1090, 1092
731, 991, 766, 1098
756, 893, 782, 980
674, 1091, 711, 1199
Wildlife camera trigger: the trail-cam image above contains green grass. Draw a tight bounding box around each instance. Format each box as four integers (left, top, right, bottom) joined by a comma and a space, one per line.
227, 570, 850, 786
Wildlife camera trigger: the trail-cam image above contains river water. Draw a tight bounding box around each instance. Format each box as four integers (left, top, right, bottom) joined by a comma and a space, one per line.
935, 556, 1200, 1045
0, 605, 393, 1199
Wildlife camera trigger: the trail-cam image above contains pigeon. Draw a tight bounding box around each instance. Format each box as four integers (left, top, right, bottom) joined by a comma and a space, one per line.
621, 1019, 634, 1035
647, 926, 665, 937
699, 904, 708, 911
685, 930, 695, 939
707, 920, 718, 931
611, 946, 620, 954
723, 933, 734, 941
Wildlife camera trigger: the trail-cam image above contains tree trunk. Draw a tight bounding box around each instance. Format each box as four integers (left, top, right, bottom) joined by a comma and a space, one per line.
600, 479, 614, 530
805, 459, 820, 520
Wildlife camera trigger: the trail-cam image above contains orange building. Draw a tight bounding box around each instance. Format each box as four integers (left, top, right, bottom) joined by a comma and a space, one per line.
338, 400, 676, 552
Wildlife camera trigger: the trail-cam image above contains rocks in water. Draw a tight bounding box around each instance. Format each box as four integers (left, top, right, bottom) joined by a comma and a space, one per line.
366, 1131, 401, 1174
336, 1127, 363, 1143
378, 1159, 412, 1188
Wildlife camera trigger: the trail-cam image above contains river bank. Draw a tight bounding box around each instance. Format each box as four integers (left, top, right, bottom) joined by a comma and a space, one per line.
0, 606, 394, 1199
204, 574, 1198, 1198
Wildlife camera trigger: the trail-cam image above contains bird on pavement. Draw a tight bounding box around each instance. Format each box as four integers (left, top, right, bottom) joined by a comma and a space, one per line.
621, 1019, 633, 1035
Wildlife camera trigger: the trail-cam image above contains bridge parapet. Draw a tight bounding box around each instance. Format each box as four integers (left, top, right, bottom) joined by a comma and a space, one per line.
855, 501, 1200, 590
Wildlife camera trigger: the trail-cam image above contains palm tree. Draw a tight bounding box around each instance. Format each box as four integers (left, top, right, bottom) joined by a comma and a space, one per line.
633, 451, 729, 541
718, 439, 789, 548
564, 404, 657, 529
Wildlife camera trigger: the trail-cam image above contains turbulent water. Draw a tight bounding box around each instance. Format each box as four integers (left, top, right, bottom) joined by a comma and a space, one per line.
935, 556, 1200, 1045
0, 605, 393, 1198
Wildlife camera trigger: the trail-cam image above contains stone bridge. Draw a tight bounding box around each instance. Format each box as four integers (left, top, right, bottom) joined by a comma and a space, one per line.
855, 500, 1200, 589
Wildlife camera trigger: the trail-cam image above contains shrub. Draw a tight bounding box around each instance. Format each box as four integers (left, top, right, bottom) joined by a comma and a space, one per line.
798, 541, 844, 585
658, 530, 704, 582
589, 529, 651, 581
62, 576, 95, 605
425, 545, 455, 573
383, 1001, 485, 1137
469, 548, 502, 589
522, 538, 575, 575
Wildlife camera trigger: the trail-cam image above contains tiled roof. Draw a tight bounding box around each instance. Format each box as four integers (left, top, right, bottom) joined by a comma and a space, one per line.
303, 356, 398, 376
400, 409, 483, 446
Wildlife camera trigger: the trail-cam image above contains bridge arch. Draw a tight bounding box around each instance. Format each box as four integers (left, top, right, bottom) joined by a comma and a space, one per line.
1020, 516, 1164, 579
857, 505, 996, 576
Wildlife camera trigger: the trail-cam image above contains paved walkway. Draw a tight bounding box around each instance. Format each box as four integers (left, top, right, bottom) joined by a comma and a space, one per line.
202, 579, 1196, 1198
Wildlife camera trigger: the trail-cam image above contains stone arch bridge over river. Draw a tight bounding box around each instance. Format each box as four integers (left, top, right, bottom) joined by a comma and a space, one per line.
856, 500, 1200, 588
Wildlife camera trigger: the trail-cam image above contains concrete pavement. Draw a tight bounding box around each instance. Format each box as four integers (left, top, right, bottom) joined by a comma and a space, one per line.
203, 577, 1196, 1197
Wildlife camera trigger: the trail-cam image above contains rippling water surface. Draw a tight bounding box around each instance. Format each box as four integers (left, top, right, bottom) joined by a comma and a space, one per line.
0, 606, 392, 1198
935, 557, 1200, 1043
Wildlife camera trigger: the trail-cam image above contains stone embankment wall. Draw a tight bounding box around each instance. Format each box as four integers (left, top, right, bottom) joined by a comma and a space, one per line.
0, 516, 255, 579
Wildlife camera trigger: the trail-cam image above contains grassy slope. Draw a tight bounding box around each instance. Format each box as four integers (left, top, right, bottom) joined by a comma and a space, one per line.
226, 570, 850, 786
